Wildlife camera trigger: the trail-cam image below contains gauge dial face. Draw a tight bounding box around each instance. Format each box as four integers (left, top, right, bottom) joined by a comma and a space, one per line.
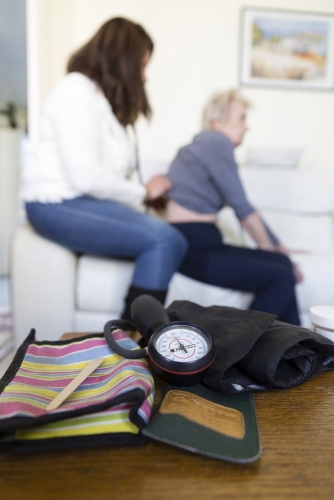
153, 324, 209, 363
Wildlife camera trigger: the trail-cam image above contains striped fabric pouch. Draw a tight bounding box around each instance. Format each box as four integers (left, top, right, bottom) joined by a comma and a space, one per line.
0, 329, 154, 453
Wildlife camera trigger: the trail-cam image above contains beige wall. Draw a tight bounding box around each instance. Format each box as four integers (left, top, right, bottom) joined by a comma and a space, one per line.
33, 0, 334, 169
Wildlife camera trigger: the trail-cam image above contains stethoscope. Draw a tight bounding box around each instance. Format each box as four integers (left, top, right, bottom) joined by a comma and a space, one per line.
103, 295, 216, 386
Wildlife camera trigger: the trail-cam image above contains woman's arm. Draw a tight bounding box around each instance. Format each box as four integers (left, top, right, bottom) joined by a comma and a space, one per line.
145, 175, 172, 201
241, 211, 276, 251
204, 135, 303, 281
204, 135, 281, 246
241, 211, 304, 283
47, 74, 146, 208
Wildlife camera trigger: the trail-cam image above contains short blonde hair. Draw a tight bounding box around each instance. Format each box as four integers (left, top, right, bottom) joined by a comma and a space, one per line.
201, 89, 251, 130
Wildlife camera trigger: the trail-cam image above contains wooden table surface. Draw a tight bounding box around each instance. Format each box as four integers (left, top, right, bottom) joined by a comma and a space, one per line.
1, 351, 334, 499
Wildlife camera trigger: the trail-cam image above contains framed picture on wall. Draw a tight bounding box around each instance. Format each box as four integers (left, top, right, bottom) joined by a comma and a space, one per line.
240, 7, 334, 90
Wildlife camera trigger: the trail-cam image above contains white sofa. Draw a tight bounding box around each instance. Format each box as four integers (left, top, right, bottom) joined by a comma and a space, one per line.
11, 166, 334, 344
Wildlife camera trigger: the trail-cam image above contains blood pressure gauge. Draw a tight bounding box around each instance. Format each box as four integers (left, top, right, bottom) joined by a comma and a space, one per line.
147, 321, 215, 385
104, 296, 216, 386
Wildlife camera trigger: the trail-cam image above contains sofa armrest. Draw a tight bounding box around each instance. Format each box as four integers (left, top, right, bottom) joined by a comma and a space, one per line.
11, 224, 77, 343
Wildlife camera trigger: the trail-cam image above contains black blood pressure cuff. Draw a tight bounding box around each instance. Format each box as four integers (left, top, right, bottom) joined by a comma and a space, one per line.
166, 301, 334, 393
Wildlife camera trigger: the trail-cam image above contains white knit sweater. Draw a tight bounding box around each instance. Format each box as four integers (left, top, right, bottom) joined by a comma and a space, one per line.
21, 72, 146, 209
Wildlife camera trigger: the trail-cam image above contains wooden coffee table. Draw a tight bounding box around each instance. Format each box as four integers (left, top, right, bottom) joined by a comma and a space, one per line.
1, 334, 334, 500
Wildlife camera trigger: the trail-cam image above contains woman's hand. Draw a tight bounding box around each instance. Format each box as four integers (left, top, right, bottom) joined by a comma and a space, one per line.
145, 175, 172, 201
241, 212, 276, 251
242, 214, 305, 284
292, 262, 304, 284
276, 245, 304, 283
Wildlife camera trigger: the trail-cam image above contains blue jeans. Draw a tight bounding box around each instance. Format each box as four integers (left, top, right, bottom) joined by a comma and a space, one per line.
25, 197, 188, 290
173, 222, 300, 325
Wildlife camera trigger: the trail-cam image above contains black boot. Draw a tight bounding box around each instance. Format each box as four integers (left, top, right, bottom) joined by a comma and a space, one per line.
121, 285, 167, 321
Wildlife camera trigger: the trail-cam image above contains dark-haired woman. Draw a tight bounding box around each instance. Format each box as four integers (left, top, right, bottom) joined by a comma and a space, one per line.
21, 18, 187, 319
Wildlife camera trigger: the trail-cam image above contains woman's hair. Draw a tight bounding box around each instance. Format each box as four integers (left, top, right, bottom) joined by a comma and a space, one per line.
67, 17, 154, 126
201, 89, 250, 130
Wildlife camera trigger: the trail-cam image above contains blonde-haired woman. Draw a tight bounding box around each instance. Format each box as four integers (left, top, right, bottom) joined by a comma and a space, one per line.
166, 90, 302, 325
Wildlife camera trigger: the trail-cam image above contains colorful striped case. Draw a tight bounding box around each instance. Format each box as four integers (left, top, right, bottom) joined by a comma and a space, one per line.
0, 329, 154, 453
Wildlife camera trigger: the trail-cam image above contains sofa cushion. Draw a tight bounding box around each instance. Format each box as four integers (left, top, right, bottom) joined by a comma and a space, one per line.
76, 255, 253, 315
240, 169, 334, 213
295, 254, 334, 312
165, 273, 253, 309
76, 255, 134, 314
255, 211, 334, 253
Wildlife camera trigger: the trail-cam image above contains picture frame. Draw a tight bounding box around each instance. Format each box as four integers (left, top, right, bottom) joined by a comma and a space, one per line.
240, 7, 334, 91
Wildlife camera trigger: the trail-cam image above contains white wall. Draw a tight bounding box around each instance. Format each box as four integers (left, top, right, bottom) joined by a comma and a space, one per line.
30, 0, 334, 170
0, 0, 27, 127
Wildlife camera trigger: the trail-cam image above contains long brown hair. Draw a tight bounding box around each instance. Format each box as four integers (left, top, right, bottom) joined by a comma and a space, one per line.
67, 17, 154, 126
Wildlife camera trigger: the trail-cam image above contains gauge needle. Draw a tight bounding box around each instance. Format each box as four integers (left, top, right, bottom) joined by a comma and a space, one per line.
173, 335, 187, 353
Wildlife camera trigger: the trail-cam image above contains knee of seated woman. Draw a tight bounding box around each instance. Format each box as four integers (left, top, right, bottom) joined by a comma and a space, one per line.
164, 224, 188, 254
275, 252, 293, 268
152, 222, 188, 256
270, 264, 296, 289
263, 250, 294, 270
